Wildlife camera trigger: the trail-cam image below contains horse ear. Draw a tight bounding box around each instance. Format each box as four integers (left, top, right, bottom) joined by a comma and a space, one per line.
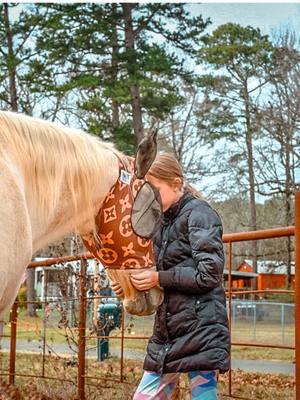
134, 128, 158, 179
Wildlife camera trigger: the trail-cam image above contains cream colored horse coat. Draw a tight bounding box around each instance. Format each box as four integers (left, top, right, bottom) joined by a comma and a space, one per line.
0, 111, 159, 330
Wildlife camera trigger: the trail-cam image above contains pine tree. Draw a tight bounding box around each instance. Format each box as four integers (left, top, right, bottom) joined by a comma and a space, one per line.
197, 23, 275, 277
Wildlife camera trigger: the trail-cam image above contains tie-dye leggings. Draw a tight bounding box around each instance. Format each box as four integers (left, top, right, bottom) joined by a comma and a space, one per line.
133, 369, 218, 400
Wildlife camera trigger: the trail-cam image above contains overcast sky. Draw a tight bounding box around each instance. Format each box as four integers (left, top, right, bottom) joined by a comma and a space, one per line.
189, 3, 300, 37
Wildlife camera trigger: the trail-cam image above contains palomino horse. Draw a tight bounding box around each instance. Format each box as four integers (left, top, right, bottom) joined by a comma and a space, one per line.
0, 111, 162, 337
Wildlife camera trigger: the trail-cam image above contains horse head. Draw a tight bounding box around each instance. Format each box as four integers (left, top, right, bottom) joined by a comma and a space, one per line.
82, 130, 163, 316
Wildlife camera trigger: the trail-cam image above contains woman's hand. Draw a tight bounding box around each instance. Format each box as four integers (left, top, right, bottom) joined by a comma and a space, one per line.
130, 271, 159, 291
110, 281, 124, 298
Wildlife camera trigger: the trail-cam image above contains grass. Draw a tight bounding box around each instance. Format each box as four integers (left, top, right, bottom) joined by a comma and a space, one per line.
231, 320, 294, 347
231, 346, 294, 362
108, 315, 295, 362
2, 310, 295, 362
0, 353, 295, 399
3, 309, 74, 344
0, 309, 296, 399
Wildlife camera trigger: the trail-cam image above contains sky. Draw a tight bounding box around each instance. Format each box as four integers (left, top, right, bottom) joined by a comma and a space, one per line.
9, 2, 300, 36
189, 3, 300, 37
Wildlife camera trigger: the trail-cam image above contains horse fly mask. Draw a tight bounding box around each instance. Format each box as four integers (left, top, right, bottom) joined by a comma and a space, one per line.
82, 158, 164, 316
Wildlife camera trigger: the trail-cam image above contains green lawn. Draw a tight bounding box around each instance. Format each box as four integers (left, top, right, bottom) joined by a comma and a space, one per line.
2, 309, 295, 362
231, 320, 294, 347
3, 309, 77, 344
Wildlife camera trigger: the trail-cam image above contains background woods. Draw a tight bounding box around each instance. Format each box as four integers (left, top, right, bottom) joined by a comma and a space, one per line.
0, 3, 299, 288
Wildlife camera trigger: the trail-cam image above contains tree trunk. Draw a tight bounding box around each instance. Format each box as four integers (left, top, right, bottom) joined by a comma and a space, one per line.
111, 3, 120, 131
3, 4, 18, 111
244, 86, 258, 285
284, 129, 293, 288
122, 3, 144, 146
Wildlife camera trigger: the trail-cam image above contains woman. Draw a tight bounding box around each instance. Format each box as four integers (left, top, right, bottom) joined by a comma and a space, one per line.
113, 152, 230, 399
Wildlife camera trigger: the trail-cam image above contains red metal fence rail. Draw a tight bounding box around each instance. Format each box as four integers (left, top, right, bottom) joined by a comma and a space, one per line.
1, 192, 299, 399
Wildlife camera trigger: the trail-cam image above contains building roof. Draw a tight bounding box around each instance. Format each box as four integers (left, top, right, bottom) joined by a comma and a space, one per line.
223, 269, 258, 280
241, 259, 295, 275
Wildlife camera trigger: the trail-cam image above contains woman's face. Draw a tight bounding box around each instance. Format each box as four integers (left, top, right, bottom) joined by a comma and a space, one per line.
146, 175, 183, 212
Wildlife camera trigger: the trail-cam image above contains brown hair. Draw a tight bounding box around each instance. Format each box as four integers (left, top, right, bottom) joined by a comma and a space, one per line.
147, 152, 202, 199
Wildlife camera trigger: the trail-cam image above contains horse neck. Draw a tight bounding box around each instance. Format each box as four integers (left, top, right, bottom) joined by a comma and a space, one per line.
27, 150, 120, 254
1, 111, 121, 253
31, 168, 120, 254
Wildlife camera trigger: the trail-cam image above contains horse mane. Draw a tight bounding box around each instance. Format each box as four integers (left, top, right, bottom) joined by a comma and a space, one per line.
0, 111, 124, 228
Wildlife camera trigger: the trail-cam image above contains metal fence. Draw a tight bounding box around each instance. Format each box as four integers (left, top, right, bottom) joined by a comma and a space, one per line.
231, 300, 294, 345
0, 191, 299, 399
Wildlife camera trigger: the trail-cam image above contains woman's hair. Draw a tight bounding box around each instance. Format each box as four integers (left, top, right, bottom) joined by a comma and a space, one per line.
147, 152, 202, 198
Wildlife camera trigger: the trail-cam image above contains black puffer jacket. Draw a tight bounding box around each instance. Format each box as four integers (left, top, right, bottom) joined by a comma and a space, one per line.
144, 192, 230, 374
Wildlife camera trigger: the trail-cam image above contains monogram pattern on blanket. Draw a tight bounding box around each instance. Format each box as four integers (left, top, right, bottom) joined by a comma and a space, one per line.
82, 159, 163, 316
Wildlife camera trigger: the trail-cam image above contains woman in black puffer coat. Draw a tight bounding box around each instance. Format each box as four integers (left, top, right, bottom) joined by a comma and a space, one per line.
114, 153, 230, 399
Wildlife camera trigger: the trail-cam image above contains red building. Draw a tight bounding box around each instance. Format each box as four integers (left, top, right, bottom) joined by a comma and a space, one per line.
233, 260, 295, 290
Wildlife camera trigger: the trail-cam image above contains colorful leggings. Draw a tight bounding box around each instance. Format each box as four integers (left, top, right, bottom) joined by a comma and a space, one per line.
133, 370, 218, 400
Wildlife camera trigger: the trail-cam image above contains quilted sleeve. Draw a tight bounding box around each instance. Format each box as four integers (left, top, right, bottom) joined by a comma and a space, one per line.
158, 204, 224, 294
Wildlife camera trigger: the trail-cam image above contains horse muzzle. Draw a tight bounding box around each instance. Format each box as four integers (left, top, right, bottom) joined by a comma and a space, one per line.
107, 268, 164, 316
